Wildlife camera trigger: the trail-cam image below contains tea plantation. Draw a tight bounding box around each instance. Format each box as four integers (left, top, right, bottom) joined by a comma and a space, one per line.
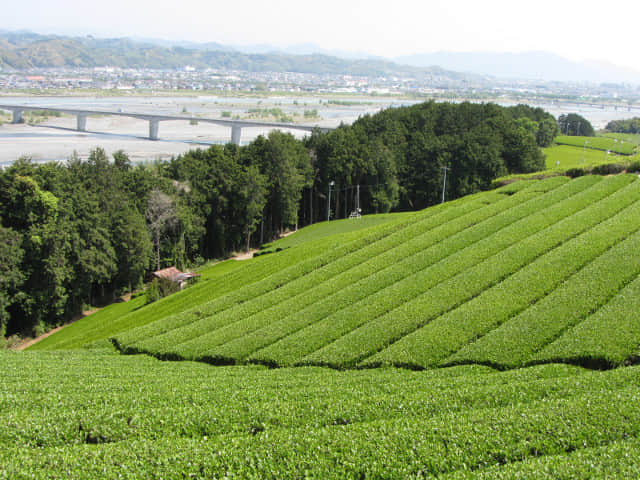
3, 350, 640, 478
5, 174, 640, 477
100, 174, 640, 371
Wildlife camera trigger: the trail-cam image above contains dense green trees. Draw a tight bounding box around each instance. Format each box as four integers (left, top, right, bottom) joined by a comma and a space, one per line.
309, 101, 545, 212
505, 104, 560, 147
558, 113, 595, 137
606, 117, 640, 134
0, 152, 157, 336
0, 101, 551, 338
0, 222, 23, 337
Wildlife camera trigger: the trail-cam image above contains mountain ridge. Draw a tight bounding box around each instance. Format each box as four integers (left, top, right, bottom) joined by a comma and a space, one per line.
0, 31, 471, 82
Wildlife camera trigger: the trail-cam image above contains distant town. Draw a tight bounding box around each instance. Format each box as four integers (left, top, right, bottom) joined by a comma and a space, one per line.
1, 66, 639, 109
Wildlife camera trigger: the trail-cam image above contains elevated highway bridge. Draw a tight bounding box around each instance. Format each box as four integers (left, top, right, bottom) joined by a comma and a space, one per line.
0, 104, 333, 145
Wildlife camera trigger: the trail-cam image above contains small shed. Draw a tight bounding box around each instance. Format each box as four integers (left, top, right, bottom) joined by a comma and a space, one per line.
152, 267, 201, 289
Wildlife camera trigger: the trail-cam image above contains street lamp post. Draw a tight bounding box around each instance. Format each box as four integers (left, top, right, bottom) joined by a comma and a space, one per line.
327, 181, 334, 221
441, 166, 450, 204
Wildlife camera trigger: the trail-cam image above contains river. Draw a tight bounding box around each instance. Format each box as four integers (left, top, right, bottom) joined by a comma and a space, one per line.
0, 94, 636, 166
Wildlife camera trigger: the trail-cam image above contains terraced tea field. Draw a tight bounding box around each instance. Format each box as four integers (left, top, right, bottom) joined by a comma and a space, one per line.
87, 174, 640, 371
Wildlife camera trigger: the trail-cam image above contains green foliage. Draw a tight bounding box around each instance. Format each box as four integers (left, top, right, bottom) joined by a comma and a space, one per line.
2, 351, 640, 477
544, 144, 612, 169
243, 131, 312, 238
0, 151, 156, 335
602, 131, 640, 144
145, 277, 180, 304
0, 222, 24, 335
558, 113, 595, 137
505, 104, 560, 147
371, 175, 639, 369
606, 117, 640, 134
536, 272, 640, 367
29, 260, 246, 350
308, 101, 547, 215
447, 198, 640, 369
94, 176, 640, 371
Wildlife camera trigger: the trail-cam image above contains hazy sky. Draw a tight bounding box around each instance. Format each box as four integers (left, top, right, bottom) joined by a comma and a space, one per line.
5, 0, 639, 70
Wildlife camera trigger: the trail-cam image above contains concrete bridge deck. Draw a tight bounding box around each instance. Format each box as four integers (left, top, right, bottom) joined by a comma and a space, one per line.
0, 104, 332, 144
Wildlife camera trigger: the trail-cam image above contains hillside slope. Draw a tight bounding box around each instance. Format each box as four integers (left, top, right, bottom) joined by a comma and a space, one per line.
104, 174, 640, 370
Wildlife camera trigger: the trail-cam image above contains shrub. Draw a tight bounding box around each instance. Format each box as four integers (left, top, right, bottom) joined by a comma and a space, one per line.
592, 163, 625, 175
145, 278, 180, 304
564, 167, 585, 178
627, 161, 640, 173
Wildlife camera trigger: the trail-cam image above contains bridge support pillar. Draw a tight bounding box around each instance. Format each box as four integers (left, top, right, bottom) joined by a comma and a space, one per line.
76, 114, 87, 132
231, 125, 242, 145
12, 109, 24, 124
149, 119, 159, 140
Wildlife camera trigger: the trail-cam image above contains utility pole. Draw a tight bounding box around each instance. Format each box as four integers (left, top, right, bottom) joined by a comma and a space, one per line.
327, 181, 334, 221
581, 140, 589, 163
441, 166, 450, 204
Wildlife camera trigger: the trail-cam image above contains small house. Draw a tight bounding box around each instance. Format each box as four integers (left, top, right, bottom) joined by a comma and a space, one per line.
152, 267, 201, 289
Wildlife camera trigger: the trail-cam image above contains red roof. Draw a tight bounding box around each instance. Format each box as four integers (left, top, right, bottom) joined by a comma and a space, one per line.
152, 267, 201, 282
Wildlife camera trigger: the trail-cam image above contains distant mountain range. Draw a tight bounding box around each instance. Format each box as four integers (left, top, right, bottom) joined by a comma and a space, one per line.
1, 30, 639, 85
394, 51, 640, 84
0, 31, 468, 82
227, 43, 640, 85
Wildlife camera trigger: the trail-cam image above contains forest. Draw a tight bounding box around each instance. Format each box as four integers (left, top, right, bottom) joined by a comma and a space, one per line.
0, 101, 558, 338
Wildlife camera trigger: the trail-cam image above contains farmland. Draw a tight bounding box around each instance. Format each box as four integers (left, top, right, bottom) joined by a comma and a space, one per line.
555, 135, 637, 155
2, 350, 640, 478
81, 174, 640, 372
542, 144, 634, 170
7, 172, 640, 476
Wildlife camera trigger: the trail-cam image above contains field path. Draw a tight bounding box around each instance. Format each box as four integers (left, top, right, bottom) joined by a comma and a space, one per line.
13, 312, 94, 351
15, 231, 297, 350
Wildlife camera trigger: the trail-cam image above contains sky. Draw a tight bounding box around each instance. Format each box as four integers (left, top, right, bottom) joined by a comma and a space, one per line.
5, 0, 640, 71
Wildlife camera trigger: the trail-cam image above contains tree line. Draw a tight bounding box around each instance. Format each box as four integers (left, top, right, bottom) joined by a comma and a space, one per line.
558, 113, 595, 137
606, 117, 640, 134
1, 101, 558, 338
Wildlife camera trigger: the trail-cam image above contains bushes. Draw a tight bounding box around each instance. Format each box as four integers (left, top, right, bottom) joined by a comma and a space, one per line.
3, 351, 640, 478
145, 278, 180, 304
113, 175, 640, 371
591, 163, 626, 175
565, 167, 586, 178
628, 161, 640, 173
305, 175, 635, 368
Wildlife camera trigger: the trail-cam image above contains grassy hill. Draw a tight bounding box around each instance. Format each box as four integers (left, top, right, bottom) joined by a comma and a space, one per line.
30, 213, 404, 351
34, 174, 640, 372
10, 174, 640, 477
555, 135, 637, 155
